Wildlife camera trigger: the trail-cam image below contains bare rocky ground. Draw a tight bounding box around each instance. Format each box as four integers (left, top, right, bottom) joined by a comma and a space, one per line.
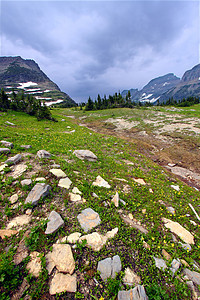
77, 108, 200, 191
0, 107, 200, 300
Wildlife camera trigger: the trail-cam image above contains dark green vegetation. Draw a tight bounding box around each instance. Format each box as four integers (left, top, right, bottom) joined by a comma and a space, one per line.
83, 92, 200, 111
0, 89, 57, 121
0, 106, 199, 299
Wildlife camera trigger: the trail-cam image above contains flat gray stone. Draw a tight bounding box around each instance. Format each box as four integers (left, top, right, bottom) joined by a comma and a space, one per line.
5, 121, 15, 126
20, 145, 32, 149
73, 150, 97, 161
170, 259, 181, 275
49, 273, 77, 295
5, 154, 21, 165
46, 244, 75, 274
183, 269, 200, 285
45, 211, 64, 234
11, 164, 27, 179
154, 257, 167, 271
1, 140, 13, 148
0, 148, 10, 154
77, 208, 101, 232
118, 285, 148, 300
97, 255, 121, 281
37, 150, 51, 158
50, 168, 66, 178
21, 179, 32, 186
97, 257, 112, 281
25, 183, 51, 205
9, 193, 18, 204
92, 175, 111, 188
112, 255, 122, 278
58, 177, 72, 189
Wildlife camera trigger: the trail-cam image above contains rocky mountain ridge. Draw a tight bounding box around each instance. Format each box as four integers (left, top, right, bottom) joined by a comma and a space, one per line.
122, 64, 200, 104
0, 56, 76, 107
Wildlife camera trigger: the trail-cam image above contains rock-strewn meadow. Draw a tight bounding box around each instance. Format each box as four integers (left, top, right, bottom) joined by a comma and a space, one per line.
0, 106, 200, 300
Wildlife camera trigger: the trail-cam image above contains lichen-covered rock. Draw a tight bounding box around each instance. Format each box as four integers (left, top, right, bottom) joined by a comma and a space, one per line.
49, 273, 77, 295
37, 150, 51, 158
73, 150, 97, 161
45, 211, 64, 234
77, 208, 101, 232
118, 285, 148, 300
25, 183, 51, 206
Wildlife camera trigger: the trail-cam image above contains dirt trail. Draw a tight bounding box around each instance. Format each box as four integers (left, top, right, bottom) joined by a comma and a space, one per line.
78, 115, 200, 190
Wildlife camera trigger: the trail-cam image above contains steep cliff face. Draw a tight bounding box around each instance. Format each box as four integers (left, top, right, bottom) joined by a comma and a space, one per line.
181, 64, 200, 83
159, 64, 200, 102
0, 56, 59, 90
0, 56, 76, 107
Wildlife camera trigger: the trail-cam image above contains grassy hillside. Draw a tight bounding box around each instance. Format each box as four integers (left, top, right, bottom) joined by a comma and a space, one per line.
0, 106, 199, 299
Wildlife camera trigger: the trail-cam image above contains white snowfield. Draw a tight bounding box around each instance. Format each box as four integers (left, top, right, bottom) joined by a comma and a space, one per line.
36, 97, 52, 100
45, 99, 63, 106
163, 82, 169, 86
18, 82, 38, 89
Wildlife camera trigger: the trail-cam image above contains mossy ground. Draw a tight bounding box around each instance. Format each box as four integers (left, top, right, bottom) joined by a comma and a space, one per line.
0, 106, 199, 299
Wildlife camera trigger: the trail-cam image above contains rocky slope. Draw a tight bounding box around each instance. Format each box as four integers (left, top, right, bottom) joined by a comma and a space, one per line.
122, 64, 200, 103
159, 64, 200, 102
0, 56, 76, 107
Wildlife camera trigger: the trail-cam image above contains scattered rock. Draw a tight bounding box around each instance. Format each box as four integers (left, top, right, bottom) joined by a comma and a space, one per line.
0, 163, 8, 171
26, 209, 32, 215
162, 249, 172, 260
35, 177, 46, 182
120, 214, 148, 234
13, 239, 29, 265
46, 244, 75, 274
162, 218, 194, 245
0, 229, 18, 239
25, 183, 51, 205
5, 121, 15, 126
171, 185, 180, 191
50, 168, 66, 178
134, 178, 146, 185
45, 211, 64, 234
49, 273, 77, 295
26, 252, 42, 277
154, 257, 167, 271
97, 255, 121, 281
170, 258, 181, 275
111, 192, 119, 207
50, 164, 60, 168
58, 177, 72, 189
0, 148, 10, 154
67, 232, 82, 244
183, 269, 200, 285
69, 192, 82, 202
179, 242, 192, 251
168, 163, 176, 167
79, 228, 118, 251
9, 193, 18, 204
20, 145, 32, 149
167, 206, 175, 215
142, 209, 146, 214
7, 215, 31, 229
180, 259, 190, 267
118, 285, 148, 300
123, 267, 141, 286
5, 154, 21, 165
77, 208, 101, 232
92, 175, 111, 188
37, 150, 51, 159
11, 278, 30, 300
1, 140, 13, 148
21, 179, 32, 186
73, 150, 97, 161
72, 187, 82, 194
11, 164, 27, 179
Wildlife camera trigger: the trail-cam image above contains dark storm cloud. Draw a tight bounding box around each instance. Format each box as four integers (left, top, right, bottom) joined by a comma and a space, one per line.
1, 1, 199, 102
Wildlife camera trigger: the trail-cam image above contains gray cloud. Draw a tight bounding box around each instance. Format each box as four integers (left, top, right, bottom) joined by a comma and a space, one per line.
1, 1, 199, 102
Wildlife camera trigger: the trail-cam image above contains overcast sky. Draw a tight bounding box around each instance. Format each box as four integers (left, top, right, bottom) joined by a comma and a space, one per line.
1, 0, 199, 103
